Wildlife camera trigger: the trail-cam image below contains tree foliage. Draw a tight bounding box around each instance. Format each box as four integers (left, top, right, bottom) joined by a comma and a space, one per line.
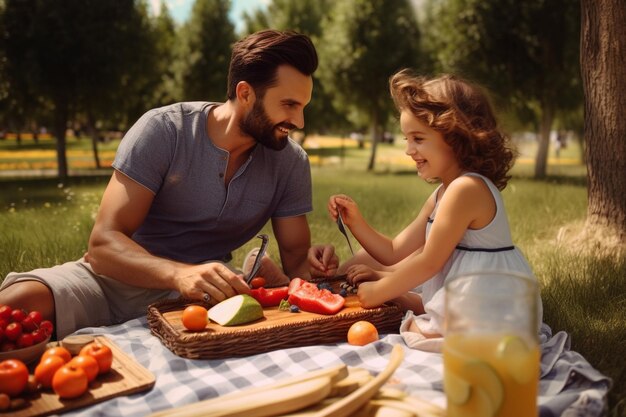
0, 0, 161, 178
177, 0, 235, 102
424, 0, 581, 178
318, 0, 425, 169
240, 0, 348, 138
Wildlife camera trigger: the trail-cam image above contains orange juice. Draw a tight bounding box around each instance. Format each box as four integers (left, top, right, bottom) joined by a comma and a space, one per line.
443, 332, 539, 417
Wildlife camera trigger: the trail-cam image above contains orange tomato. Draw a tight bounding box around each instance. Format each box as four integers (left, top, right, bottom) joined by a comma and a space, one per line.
347, 321, 379, 346
52, 364, 88, 399
41, 346, 72, 364
182, 305, 208, 331
34, 355, 65, 388
250, 277, 267, 289
79, 342, 113, 374
0, 359, 28, 397
69, 355, 99, 382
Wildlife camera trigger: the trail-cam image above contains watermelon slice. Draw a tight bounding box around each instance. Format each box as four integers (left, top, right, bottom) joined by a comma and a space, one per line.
287, 279, 345, 315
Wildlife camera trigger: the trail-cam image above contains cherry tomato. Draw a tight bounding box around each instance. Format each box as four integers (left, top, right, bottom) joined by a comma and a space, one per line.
0, 343, 15, 352
31, 328, 47, 344
69, 355, 99, 382
4, 322, 22, 341
182, 305, 208, 331
249, 277, 267, 289
52, 364, 88, 399
41, 346, 72, 364
10, 309, 26, 323
34, 355, 65, 388
0, 359, 29, 397
27, 311, 43, 327
0, 306, 12, 321
20, 316, 36, 332
16, 333, 34, 349
80, 342, 113, 374
39, 320, 54, 337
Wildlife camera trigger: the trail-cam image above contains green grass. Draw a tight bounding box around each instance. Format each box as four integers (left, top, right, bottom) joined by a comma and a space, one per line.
0, 140, 623, 416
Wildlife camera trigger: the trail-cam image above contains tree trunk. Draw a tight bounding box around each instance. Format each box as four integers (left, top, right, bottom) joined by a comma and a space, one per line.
53, 104, 69, 179
367, 110, 379, 171
86, 116, 101, 169
534, 103, 554, 179
581, 0, 626, 243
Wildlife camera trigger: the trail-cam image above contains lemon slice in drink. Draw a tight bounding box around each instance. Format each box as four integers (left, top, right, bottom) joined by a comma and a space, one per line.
464, 360, 504, 415
497, 335, 535, 384
444, 371, 471, 405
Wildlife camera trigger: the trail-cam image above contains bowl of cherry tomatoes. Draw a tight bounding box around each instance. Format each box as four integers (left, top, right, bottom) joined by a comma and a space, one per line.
0, 305, 53, 364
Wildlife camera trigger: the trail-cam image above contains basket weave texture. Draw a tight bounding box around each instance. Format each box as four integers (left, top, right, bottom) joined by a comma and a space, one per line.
147, 284, 404, 359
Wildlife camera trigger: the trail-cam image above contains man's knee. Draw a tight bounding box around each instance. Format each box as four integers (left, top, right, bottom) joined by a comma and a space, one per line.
0, 280, 55, 323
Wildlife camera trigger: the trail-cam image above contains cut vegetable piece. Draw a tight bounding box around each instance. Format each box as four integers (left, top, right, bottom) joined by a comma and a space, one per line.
207, 294, 263, 326
444, 371, 471, 405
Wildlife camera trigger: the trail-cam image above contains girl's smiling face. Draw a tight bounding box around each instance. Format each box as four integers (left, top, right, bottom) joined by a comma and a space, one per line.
400, 110, 462, 185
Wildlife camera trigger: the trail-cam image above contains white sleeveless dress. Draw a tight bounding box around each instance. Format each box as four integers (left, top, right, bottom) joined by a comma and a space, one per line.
400, 172, 542, 351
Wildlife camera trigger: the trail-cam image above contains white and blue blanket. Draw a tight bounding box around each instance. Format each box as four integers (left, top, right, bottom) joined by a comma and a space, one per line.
63, 318, 610, 416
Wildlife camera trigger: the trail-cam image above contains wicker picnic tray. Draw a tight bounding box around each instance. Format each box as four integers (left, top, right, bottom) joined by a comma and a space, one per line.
147, 279, 404, 359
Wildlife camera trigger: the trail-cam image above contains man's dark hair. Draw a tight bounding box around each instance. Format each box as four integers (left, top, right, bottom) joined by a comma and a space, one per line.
227, 30, 318, 100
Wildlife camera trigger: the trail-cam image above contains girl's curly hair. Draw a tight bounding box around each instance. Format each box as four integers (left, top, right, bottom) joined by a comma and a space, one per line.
389, 69, 516, 190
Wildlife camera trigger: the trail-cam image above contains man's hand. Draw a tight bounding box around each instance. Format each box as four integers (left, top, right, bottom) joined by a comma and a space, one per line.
308, 244, 339, 278
175, 262, 250, 304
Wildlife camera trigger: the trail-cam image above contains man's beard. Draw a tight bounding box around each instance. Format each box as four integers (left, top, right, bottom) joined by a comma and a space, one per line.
239, 99, 294, 151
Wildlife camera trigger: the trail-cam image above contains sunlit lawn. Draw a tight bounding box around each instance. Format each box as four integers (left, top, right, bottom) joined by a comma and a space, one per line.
0, 135, 623, 415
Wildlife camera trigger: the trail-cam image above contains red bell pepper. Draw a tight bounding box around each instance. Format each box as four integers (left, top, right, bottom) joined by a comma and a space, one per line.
249, 286, 289, 307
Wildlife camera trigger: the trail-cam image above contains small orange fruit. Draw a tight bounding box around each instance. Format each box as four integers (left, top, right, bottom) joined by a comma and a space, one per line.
69, 355, 99, 382
41, 346, 72, 364
182, 305, 208, 331
35, 355, 65, 388
347, 321, 379, 346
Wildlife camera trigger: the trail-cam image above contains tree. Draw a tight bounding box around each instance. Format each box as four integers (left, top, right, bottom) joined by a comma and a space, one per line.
1, 0, 158, 178
177, 0, 235, 102
241, 0, 349, 139
72, 1, 162, 169
581, 0, 626, 244
318, 0, 424, 170
424, 0, 581, 179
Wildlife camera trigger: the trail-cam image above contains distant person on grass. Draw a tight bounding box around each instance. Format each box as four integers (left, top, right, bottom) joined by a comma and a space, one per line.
310, 70, 541, 335
0, 29, 337, 340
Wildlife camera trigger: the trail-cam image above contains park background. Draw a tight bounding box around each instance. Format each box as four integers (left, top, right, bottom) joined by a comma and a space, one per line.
0, 1, 624, 415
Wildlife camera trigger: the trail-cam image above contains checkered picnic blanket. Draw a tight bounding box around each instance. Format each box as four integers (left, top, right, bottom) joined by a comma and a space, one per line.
64, 318, 611, 417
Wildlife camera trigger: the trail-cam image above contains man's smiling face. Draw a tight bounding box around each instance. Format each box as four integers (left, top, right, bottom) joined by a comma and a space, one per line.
239, 65, 313, 150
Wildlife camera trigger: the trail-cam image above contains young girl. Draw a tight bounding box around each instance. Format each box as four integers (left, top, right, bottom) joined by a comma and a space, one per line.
311, 69, 540, 342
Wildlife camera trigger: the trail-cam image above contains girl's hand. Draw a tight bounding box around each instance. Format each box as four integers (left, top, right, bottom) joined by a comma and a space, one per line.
356, 281, 381, 309
328, 194, 361, 227
346, 264, 382, 286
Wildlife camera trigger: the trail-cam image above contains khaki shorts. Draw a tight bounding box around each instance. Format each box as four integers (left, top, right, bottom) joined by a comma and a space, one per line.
1, 258, 178, 339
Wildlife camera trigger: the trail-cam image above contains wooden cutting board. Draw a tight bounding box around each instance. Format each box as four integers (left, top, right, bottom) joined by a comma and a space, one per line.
147, 278, 404, 359
7, 336, 155, 417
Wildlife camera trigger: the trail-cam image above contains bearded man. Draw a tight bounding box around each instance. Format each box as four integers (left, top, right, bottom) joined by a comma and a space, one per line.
0, 30, 337, 339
